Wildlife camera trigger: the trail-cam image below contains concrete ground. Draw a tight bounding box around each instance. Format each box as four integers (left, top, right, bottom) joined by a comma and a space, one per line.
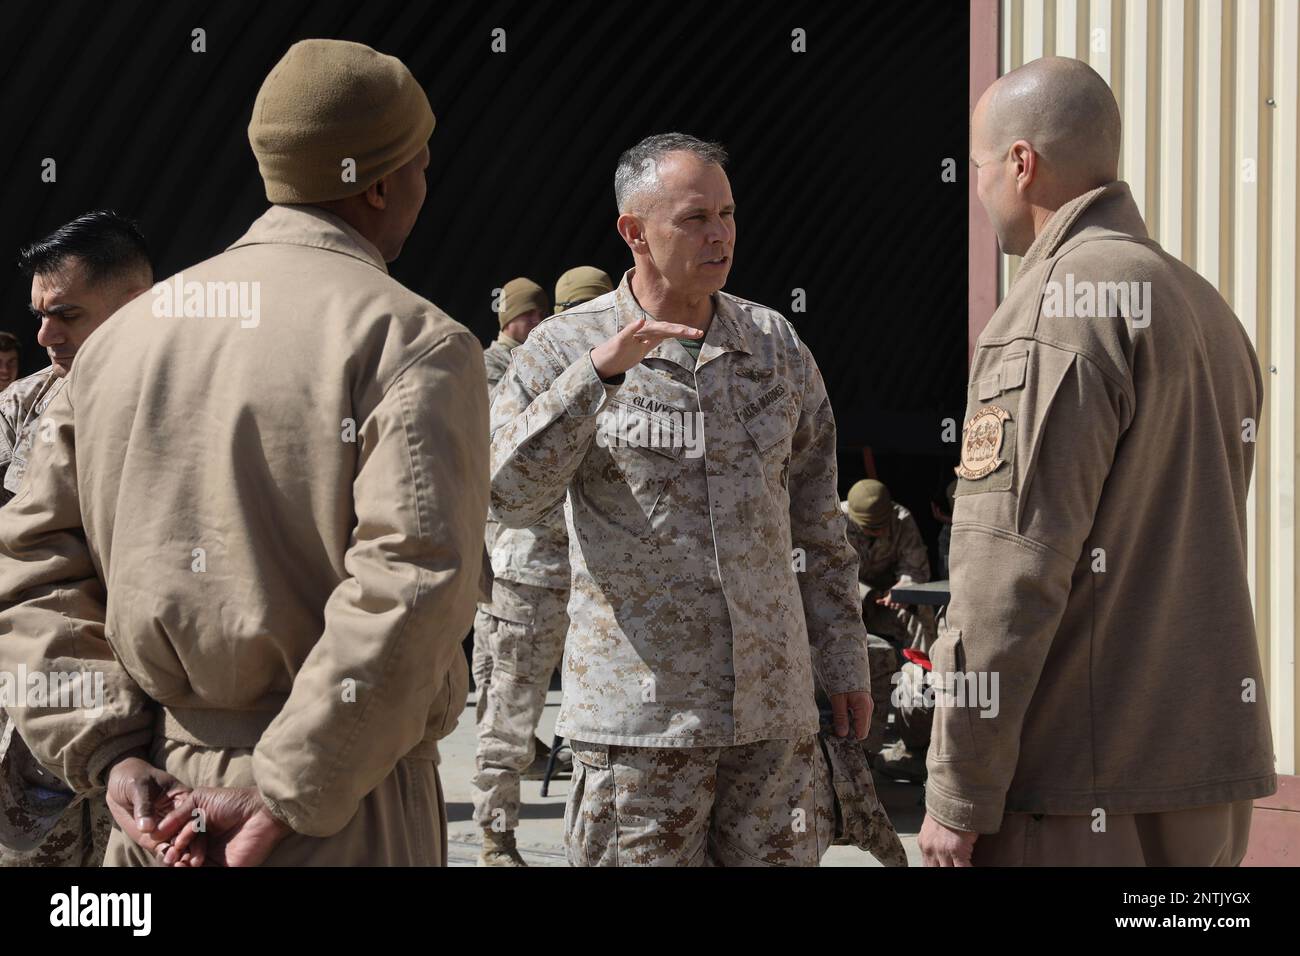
443, 682, 926, 867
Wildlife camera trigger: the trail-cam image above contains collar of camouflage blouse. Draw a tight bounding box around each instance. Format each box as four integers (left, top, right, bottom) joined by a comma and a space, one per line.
615, 268, 752, 369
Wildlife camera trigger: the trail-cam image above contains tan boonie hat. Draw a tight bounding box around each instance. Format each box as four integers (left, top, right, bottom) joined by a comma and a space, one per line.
248, 39, 435, 204
554, 266, 614, 312
847, 479, 892, 529
498, 277, 548, 329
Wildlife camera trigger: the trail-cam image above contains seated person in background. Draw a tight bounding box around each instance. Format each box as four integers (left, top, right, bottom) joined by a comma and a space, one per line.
842, 479, 936, 781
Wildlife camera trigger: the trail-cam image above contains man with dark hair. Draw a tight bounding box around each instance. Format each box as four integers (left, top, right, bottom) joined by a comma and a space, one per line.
491, 133, 871, 866
3, 211, 152, 497
0, 333, 19, 392
0, 210, 152, 867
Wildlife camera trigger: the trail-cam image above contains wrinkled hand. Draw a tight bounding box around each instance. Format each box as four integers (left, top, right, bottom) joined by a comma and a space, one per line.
590, 317, 704, 379
106, 756, 193, 861
156, 787, 292, 867
829, 690, 872, 739
919, 812, 978, 866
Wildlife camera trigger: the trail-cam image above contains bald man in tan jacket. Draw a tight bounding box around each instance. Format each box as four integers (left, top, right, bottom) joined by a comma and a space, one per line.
920, 57, 1275, 867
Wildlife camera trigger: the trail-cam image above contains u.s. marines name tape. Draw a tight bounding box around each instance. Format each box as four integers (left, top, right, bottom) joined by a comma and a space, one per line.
736, 382, 787, 423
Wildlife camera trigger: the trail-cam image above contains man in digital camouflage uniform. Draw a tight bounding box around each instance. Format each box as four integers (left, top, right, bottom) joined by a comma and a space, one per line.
0, 211, 153, 866
491, 133, 871, 866
475, 276, 547, 605
841, 478, 935, 781
472, 269, 612, 866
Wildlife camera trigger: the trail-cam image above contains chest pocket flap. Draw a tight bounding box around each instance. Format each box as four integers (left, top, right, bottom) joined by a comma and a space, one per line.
1001, 351, 1028, 391
600, 400, 687, 460
589, 401, 685, 529
976, 350, 1029, 400
740, 396, 796, 453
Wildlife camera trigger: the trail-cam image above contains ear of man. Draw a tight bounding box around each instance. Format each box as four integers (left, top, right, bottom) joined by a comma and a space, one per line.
364, 175, 389, 210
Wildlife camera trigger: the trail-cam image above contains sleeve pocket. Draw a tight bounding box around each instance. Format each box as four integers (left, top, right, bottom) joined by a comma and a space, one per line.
928, 626, 976, 762
1000, 351, 1028, 391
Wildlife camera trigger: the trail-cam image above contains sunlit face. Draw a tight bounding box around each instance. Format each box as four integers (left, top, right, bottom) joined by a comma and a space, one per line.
636, 152, 736, 298
31, 257, 132, 377
0, 350, 18, 390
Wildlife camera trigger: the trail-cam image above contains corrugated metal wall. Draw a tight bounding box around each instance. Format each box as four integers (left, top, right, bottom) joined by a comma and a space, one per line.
998, 0, 1299, 774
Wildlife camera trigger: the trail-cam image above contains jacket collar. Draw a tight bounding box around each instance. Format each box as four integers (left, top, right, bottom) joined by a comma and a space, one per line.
227, 205, 389, 275
614, 269, 752, 371
1018, 180, 1149, 273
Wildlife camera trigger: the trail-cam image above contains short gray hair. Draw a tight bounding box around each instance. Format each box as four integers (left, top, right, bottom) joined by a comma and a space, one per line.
614, 133, 729, 213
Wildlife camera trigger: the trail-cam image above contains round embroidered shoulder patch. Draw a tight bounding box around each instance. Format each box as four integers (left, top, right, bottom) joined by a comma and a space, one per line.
956, 404, 1011, 480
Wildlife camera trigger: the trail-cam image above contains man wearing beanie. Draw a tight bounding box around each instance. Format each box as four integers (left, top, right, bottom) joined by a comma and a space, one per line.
0, 39, 487, 867
491, 134, 870, 866
554, 266, 615, 315
482, 277, 549, 389
840, 478, 935, 780
471, 268, 612, 865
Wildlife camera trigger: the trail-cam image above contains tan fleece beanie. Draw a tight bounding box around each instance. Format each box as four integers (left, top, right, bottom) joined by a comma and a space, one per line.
498, 278, 549, 329
847, 479, 893, 529
554, 266, 614, 312
248, 39, 435, 204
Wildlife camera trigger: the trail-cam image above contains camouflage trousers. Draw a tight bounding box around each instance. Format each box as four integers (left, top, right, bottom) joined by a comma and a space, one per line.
471, 579, 569, 831
564, 735, 834, 866
865, 635, 899, 754
0, 714, 112, 867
